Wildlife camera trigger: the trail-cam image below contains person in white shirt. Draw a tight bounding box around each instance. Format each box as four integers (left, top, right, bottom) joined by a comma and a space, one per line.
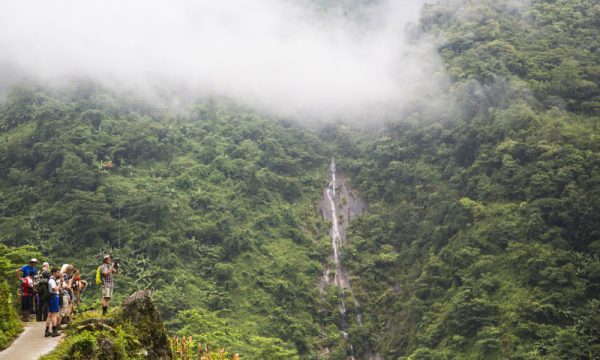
46, 268, 62, 337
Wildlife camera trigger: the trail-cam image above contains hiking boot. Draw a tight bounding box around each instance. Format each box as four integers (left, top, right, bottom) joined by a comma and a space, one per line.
52, 327, 61, 337
21, 310, 30, 322
44, 329, 52, 337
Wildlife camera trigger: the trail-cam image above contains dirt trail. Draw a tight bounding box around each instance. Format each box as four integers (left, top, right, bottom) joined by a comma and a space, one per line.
0, 322, 63, 360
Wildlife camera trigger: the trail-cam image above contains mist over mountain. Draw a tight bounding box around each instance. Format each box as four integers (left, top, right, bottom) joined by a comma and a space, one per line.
1, 0, 599, 359
0, 0, 447, 120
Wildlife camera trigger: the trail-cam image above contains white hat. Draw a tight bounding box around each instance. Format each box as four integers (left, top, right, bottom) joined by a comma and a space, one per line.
30, 258, 38, 263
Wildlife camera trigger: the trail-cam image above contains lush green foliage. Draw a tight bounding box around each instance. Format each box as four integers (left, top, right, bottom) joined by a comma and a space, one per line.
1, 0, 599, 359
0, 244, 40, 349
0, 280, 21, 350
335, 0, 600, 358
40, 310, 148, 360
0, 84, 338, 357
423, 0, 600, 114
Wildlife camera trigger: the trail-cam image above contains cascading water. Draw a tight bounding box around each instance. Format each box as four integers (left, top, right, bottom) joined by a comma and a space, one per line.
322, 157, 365, 360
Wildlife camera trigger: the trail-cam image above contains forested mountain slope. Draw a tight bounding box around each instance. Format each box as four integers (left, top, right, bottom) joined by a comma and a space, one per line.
0, 0, 599, 359
337, 0, 600, 359
0, 86, 343, 358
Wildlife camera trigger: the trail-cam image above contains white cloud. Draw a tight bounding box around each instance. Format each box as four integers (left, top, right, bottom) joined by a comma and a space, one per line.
0, 0, 446, 119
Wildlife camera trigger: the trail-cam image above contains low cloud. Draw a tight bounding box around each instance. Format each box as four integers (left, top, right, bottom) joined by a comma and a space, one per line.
0, 0, 448, 120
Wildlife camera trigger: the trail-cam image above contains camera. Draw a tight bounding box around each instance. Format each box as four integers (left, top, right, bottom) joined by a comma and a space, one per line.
113, 258, 120, 269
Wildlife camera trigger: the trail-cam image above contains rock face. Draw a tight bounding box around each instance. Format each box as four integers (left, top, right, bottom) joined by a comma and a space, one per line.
121, 290, 172, 360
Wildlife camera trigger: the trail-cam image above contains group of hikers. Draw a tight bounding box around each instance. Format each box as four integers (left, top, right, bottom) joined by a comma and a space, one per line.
15, 254, 118, 337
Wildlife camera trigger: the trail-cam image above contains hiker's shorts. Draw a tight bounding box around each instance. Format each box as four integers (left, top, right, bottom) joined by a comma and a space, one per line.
102, 287, 113, 298
49, 294, 60, 313
60, 294, 69, 316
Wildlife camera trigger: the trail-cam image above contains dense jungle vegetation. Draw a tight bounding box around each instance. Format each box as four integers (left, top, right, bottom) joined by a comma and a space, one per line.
1, 0, 599, 359
0, 87, 338, 357
339, 0, 600, 359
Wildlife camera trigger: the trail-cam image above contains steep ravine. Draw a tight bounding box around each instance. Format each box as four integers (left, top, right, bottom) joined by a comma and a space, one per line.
320, 158, 379, 360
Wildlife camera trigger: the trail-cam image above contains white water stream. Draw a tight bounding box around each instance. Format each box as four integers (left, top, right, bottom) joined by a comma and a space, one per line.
323, 157, 365, 360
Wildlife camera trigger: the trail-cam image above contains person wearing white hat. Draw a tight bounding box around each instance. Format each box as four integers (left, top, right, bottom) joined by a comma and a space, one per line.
100, 254, 118, 315
16, 258, 38, 280
15, 258, 38, 322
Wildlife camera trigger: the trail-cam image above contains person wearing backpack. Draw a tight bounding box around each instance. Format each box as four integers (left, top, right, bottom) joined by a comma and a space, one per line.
58, 268, 73, 325
99, 254, 118, 316
19, 272, 35, 322
47, 268, 62, 337
36, 271, 51, 323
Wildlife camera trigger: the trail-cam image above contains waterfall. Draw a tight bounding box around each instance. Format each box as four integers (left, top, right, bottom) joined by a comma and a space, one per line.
320, 157, 380, 360
324, 157, 364, 360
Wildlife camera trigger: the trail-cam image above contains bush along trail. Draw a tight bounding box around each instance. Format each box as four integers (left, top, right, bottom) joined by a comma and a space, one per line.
39, 290, 172, 360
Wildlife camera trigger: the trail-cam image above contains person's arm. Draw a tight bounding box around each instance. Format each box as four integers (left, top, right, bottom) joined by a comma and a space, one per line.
16, 267, 23, 279
49, 279, 58, 293
102, 265, 115, 276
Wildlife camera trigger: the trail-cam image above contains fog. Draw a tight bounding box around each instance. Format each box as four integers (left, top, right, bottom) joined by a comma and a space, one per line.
0, 0, 447, 120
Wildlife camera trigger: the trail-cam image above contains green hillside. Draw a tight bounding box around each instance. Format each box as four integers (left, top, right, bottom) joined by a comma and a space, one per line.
0, 0, 599, 359
340, 0, 600, 358
0, 87, 340, 357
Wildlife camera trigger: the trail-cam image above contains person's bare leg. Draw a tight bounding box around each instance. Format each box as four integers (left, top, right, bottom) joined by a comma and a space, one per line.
45, 313, 52, 336
49, 313, 60, 336
77, 287, 81, 309
101, 297, 109, 315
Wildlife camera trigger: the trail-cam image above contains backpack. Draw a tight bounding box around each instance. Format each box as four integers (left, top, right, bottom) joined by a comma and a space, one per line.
22, 278, 35, 296
35, 278, 49, 301
96, 266, 102, 285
